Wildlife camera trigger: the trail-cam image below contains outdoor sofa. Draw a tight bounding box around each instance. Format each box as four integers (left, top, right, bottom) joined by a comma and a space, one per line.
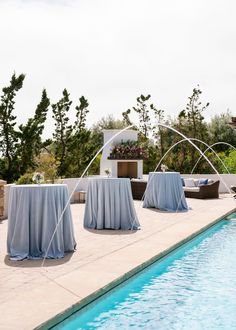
131, 177, 220, 200
183, 179, 220, 199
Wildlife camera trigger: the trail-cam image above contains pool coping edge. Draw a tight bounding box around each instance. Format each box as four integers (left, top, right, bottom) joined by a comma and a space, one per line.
35, 206, 236, 330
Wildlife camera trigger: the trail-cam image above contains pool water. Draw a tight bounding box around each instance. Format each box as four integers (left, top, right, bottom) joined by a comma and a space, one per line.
54, 218, 236, 330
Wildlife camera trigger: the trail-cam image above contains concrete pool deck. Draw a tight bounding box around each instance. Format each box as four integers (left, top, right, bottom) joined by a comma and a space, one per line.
0, 195, 235, 329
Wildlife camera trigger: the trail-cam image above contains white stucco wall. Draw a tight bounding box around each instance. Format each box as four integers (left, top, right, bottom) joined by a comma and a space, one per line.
100, 129, 140, 177
60, 176, 102, 202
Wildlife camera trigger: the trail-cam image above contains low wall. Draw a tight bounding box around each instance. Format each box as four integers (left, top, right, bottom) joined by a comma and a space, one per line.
4, 178, 102, 218
60, 176, 102, 203
63, 174, 236, 196
143, 173, 236, 194
3, 173, 235, 219
4, 184, 15, 219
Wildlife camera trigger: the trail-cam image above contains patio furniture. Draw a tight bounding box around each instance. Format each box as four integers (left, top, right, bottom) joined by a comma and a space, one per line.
7, 184, 76, 260
130, 179, 147, 200
74, 190, 86, 203
143, 172, 188, 212
184, 180, 220, 199
231, 185, 236, 198
84, 178, 140, 229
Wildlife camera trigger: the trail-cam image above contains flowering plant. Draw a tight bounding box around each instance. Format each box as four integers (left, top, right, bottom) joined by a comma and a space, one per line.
32, 172, 44, 184
104, 168, 111, 177
109, 140, 148, 160
160, 164, 168, 172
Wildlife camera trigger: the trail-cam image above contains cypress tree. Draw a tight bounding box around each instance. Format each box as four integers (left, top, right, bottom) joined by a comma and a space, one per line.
0, 73, 25, 182
52, 89, 72, 176
17, 89, 50, 175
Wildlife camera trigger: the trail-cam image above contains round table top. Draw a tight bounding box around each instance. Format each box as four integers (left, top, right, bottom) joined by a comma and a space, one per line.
12, 184, 67, 188
88, 177, 130, 181
149, 171, 180, 175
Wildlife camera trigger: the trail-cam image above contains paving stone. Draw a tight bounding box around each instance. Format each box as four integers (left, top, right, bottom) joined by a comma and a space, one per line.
0, 195, 235, 329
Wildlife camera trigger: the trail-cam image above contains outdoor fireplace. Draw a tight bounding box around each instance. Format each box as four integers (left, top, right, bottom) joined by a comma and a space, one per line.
100, 129, 144, 179
117, 161, 138, 178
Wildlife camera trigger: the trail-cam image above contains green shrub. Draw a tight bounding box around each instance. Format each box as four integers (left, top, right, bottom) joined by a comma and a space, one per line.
34, 153, 58, 183
16, 173, 34, 185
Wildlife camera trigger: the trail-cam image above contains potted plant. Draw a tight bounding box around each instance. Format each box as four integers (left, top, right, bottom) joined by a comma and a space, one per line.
104, 168, 111, 177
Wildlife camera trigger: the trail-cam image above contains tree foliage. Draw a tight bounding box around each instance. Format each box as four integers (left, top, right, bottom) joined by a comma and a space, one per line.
17, 89, 50, 175
0, 73, 25, 181
208, 111, 236, 151
0, 74, 235, 182
93, 114, 126, 133
123, 94, 152, 139
68, 96, 98, 177
34, 153, 58, 182
52, 89, 72, 176
151, 104, 166, 157
169, 87, 210, 173
52, 93, 101, 177
218, 150, 236, 173
178, 87, 209, 139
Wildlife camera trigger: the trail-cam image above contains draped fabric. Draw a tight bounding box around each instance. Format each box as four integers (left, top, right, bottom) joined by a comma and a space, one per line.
7, 184, 76, 260
84, 178, 140, 230
143, 172, 188, 212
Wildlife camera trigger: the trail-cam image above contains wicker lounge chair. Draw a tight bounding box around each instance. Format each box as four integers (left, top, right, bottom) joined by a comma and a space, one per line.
130, 179, 147, 200
184, 180, 220, 199
230, 185, 236, 198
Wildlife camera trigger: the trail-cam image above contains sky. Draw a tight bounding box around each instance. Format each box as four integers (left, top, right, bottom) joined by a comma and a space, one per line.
0, 0, 236, 138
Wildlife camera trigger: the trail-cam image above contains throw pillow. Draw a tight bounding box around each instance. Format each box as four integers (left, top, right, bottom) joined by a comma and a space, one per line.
198, 178, 208, 186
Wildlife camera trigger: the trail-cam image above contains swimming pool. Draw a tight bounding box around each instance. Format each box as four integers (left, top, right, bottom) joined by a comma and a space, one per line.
53, 217, 236, 329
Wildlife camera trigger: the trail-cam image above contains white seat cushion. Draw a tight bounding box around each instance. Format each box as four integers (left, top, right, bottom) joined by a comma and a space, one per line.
131, 179, 147, 183
183, 187, 200, 192
184, 178, 195, 187
193, 179, 200, 187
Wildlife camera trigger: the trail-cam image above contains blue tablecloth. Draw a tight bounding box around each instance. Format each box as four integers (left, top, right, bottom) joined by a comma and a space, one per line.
143, 172, 188, 212
84, 178, 140, 229
7, 184, 76, 260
